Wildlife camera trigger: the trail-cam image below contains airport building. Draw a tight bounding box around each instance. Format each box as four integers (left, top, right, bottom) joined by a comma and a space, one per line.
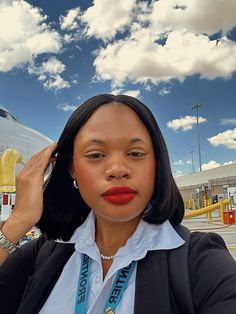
175, 163, 236, 209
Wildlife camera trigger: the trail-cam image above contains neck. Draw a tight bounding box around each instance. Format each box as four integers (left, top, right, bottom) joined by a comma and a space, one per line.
95, 215, 141, 256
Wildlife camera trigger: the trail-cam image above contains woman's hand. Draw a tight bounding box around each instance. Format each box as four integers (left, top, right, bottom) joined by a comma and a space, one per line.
1, 143, 57, 248
12, 143, 57, 226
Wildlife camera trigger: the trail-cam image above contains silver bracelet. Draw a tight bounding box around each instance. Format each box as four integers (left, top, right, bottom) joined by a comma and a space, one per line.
0, 230, 19, 254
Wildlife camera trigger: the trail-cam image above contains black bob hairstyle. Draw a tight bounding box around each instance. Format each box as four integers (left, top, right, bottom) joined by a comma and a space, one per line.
37, 94, 184, 240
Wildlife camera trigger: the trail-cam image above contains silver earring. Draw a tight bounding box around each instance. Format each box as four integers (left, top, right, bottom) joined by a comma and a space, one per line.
73, 179, 79, 189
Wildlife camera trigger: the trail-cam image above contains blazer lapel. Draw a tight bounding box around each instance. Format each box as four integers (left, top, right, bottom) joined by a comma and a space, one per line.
134, 250, 171, 314
16, 243, 75, 314
17, 244, 173, 314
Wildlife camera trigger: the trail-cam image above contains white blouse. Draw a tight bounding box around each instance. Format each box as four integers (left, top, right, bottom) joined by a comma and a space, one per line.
39, 212, 184, 314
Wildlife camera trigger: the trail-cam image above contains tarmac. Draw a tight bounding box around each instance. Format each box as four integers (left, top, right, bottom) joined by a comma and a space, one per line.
182, 214, 236, 260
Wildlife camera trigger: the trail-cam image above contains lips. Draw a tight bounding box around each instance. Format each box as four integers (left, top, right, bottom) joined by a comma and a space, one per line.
102, 186, 137, 205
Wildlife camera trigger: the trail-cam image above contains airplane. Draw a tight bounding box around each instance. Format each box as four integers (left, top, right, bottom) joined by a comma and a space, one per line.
0, 105, 53, 170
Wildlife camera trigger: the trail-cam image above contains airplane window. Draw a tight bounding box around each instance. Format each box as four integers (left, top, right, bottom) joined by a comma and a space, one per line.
6, 112, 20, 123
0, 108, 20, 123
0, 109, 7, 118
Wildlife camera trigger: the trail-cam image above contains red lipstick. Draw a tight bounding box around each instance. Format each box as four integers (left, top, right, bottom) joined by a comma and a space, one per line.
102, 186, 136, 205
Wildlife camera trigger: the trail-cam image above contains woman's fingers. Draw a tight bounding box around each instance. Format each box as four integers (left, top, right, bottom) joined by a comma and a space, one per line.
13, 143, 57, 225
18, 143, 56, 179
22, 142, 57, 172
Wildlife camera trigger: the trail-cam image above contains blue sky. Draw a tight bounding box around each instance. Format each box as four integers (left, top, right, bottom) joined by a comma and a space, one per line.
0, 0, 236, 177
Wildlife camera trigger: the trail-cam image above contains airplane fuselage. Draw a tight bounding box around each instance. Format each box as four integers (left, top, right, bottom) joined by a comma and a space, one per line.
0, 106, 53, 171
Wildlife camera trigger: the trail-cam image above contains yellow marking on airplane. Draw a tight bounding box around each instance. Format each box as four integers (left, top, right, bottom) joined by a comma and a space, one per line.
227, 246, 236, 250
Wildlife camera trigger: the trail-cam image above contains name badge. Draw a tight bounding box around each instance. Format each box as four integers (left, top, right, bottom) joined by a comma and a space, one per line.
102, 307, 115, 314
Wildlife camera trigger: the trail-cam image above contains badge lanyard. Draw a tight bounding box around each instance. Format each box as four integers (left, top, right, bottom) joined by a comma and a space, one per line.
74, 254, 91, 314
74, 254, 136, 314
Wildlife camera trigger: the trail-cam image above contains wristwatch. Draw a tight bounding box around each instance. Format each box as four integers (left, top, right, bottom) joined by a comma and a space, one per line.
0, 230, 19, 254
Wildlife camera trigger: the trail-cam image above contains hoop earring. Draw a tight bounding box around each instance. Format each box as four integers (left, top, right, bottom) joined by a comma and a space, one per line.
73, 179, 79, 189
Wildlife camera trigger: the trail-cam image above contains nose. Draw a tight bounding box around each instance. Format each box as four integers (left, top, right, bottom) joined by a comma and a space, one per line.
105, 158, 131, 180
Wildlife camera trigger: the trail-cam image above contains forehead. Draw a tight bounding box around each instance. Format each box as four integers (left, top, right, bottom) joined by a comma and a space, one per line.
75, 102, 151, 141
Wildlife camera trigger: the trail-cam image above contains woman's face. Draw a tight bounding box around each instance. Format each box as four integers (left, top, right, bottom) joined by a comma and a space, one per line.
70, 102, 156, 224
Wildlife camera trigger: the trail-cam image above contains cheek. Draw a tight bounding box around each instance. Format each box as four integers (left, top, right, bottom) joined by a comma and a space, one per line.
143, 157, 156, 191
73, 160, 99, 192
146, 162, 155, 181
76, 167, 93, 187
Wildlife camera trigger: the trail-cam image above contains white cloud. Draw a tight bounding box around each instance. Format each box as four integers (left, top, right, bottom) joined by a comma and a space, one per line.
43, 74, 70, 91
207, 128, 236, 149
111, 88, 122, 95
81, 0, 135, 41
26, 31, 61, 55
0, 1, 12, 5
223, 160, 236, 166
0, 1, 71, 91
60, 7, 81, 30
57, 103, 78, 112
149, 0, 236, 36
92, 0, 236, 87
220, 118, 236, 125
34, 58, 69, 90
41, 57, 65, 74
123, 89, 140, 98
63, 34, 74, 44
144, 84, 152, 92
111, 88, 140, 98
201, 159, 236, 171
202, 160, 221, 171
2, 0, 236, 92
72, 78, 79, 85
94, 30, 236, 87
174, 160, 185, 165
28, 57, 70, 91
158, 87, 171, 96
167, 115, 207, 131
0, 0, 61, 72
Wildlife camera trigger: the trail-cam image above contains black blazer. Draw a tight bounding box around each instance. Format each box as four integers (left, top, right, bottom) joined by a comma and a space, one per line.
0, 230, 236, 314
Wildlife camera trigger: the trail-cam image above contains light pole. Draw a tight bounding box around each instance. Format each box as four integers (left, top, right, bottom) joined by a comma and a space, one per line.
191, 103, 202, 172
189, 150, 195, 173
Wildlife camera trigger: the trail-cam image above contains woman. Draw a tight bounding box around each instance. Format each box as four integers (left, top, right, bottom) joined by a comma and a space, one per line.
0, 94, 236, 314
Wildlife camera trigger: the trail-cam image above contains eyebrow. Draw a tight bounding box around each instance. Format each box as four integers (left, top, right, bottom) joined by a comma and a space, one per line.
85, 137, 145, 145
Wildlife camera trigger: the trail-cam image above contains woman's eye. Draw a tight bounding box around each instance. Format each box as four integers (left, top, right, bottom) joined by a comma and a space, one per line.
86, 153, 105, 160
128, 152, 146, 158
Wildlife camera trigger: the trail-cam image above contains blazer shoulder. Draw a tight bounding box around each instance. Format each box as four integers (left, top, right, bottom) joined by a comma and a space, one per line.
188, 231, 236, 313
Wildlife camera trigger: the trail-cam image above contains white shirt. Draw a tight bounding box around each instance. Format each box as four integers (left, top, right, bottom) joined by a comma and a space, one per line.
39, 212, 184, 314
